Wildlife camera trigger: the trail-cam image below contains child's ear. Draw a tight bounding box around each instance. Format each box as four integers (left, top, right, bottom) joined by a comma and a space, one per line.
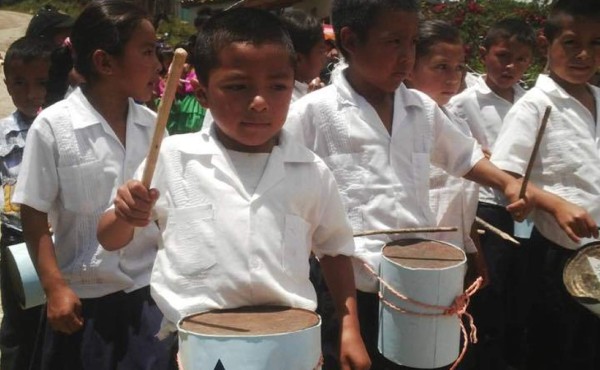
194, 79, 209, 109
339, 26, 358, 58
92, 49, 114, 76
478, 46, 487, 61
537, 33, 549, 56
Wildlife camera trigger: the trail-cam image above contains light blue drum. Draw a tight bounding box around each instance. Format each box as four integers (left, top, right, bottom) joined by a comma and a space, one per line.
6, 242, 45, 309
177, 306, 322, 370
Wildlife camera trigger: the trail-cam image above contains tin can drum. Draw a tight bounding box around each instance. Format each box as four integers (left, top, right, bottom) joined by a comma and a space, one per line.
378, 239, 467, 368
178, 306, 322, 370
563, 241, 600, 317
6, 242, 45, 309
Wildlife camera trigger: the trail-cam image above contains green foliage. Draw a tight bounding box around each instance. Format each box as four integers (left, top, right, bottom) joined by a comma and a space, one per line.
156, 17, 196, 49
420, 0, 549, 87
1, 0, 86, 17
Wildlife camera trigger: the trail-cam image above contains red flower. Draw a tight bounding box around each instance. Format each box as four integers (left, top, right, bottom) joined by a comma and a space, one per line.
432, 4, 447, 13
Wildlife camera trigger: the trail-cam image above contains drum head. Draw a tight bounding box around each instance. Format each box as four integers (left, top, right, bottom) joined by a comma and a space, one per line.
179, 306, 320, 336
383, 238, 465, 269
563, 242, 600, 302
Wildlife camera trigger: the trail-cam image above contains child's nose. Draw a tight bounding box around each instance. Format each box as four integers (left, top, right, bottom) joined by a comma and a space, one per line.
249, 94, 268, 112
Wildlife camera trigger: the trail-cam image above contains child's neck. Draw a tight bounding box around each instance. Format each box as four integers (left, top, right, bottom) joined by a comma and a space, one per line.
550, 73, 597, 122
82, 84, 129, 146
485, 76, 514, 103
344, 69, 395, 134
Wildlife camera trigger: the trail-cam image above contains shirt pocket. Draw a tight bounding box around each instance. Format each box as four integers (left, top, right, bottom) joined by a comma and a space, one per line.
57, 159, 110, 214
283, 214, 311, 280
165, 204, 217, 277
412, 152, 431, 214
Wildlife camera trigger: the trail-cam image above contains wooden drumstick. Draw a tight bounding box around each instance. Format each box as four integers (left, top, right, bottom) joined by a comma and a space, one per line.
518, 106, 552, 199
141, 48, 188, 188
353, 227, 457, 237
475, 216, 520, 246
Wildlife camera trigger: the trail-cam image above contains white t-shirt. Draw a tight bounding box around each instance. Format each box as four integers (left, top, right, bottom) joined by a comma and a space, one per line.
448, 76, 526, 206
492, 74, 600, 249
13, 87, 160, 298
144, 127, 355, 324
286, 69, 483, 292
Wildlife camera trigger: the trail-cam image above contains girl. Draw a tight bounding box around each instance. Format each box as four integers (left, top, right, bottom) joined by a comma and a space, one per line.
405, 20, 488, 286
13, 1, 175, 369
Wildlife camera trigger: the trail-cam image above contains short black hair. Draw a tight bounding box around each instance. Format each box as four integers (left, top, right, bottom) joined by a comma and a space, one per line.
482, 18, 536, 51
416, 20, 462, 59
331, 0, 419, 59
544, 0, 600, 43
280, 9, 323, 55
194, 7, 295, 85
3, 36, 53, 77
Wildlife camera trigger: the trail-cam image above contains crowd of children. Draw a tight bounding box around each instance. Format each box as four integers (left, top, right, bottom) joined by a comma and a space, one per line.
0, 0, 599, 369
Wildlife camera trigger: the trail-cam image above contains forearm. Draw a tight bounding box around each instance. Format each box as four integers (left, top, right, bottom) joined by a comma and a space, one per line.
319, 255, 361, 330
21, 205, 68, 293
463, 158, 519, 192
97, 210, 135, 251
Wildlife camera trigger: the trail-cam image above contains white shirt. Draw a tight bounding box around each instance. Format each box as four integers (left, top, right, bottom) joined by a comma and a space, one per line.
449, 76, 526, 206
292, 80, 309, 103
13, 88, 160, 298
428, 107, 480, 254
145, 127, 355, 324
492, 74, 600, 250
286, 70, 483, 292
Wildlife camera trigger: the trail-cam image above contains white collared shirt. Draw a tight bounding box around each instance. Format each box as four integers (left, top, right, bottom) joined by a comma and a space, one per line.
492, 74, 600, 249
286, 70, 483, 292
292, 80, 309, 103
428, 107, 480, 254
13, 87, 160, 298
145, 127, 355, 324
448, 76, 526, 205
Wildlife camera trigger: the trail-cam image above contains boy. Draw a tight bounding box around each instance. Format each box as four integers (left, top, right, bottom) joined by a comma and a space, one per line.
97, 8, 370, 370
26, 4, 74, 47
0, 36, 51, 370
285, 0, 596, 369
447, 18, 537, 369
492, 1, 600, 368
281, 9, 327, 102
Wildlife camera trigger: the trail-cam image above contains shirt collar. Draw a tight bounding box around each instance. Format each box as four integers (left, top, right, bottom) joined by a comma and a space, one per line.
2, 111, 33, 136
332, 66, 422, 109
67, 87, 154, 130
178, 124, 316, 163
534, 73, 597, 101
474, 75, 527, 100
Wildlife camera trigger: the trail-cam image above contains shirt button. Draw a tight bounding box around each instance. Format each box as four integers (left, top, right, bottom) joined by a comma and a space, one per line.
250, 258, 261, 270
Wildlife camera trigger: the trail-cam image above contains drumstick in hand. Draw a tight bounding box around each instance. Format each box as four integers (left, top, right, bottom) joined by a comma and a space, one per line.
518, 106, 552, 199
141, 48, 188, 188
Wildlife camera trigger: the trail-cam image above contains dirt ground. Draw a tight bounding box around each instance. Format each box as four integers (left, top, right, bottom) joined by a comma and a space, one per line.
0, 10, 33, 118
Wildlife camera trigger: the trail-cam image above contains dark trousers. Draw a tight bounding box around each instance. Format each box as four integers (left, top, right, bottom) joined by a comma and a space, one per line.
459, 203, 531, 370
525, 229, 600, 370
37, 286, 178, 370
0, 225, 44, 370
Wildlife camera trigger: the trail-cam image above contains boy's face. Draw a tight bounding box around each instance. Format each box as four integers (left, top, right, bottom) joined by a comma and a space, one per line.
546, 15, 600, 87
482, 37, 533, 94
342, 10, 419, 94
196, 42, 294, 153
296, 40, 327, 84
408, 41, 465, 106
4, 58, 50, 118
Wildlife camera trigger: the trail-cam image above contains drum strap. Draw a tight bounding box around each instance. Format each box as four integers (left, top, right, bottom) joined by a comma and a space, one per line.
362, 262, 482, 370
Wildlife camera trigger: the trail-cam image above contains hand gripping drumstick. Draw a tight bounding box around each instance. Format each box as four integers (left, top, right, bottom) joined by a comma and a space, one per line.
518, 106, 552, 199
141, 48, 188, 188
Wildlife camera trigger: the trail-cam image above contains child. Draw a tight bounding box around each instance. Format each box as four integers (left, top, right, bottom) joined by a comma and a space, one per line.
281, 9, 327, 102
405, 20, 487, 285
13, 1, 174, 368
491, 1, 600, 368
26, 4, 74, 47
97, 8, 370, 370
0, 36, 51, 370
285, 1, 596, 369
447, 18, 538, 369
